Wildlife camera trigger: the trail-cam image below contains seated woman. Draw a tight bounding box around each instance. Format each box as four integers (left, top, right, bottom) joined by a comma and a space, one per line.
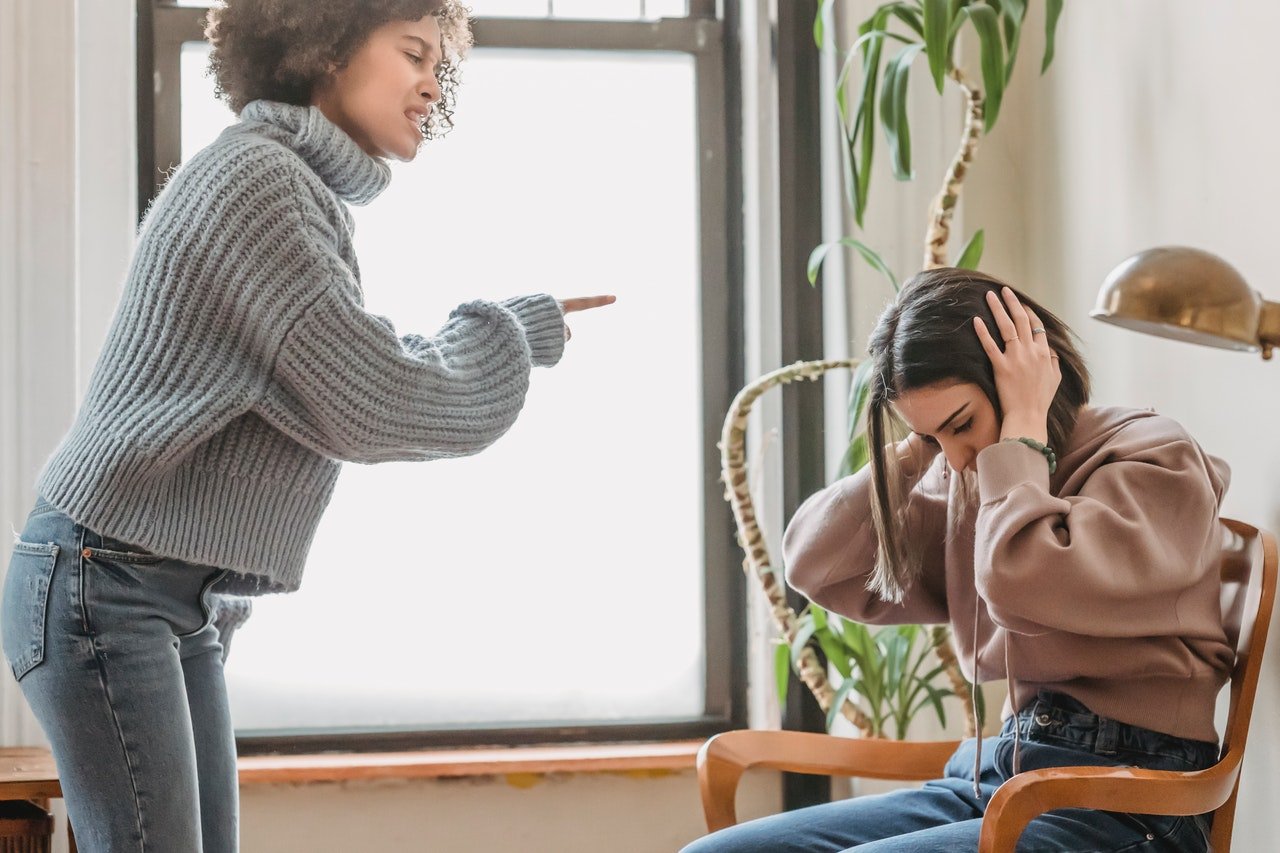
685, 268, 1232, 853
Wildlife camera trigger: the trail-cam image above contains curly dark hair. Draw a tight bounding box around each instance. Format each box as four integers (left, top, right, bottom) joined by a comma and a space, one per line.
205, 0, 473, 140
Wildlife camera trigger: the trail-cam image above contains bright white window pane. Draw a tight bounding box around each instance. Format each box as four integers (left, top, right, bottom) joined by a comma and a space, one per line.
551, 0, 642, 20
475, 0, 552, 16
644, 0, 691, 18
180, 46, 705, 729
181, 43, 235, 159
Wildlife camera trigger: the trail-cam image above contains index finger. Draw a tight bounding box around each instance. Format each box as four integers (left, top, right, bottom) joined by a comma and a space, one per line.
560, 295, 617, 313
972, 315, 1004, 362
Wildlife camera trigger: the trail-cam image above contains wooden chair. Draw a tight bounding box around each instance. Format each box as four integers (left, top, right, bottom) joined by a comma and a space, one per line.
696, 517, 1277, 852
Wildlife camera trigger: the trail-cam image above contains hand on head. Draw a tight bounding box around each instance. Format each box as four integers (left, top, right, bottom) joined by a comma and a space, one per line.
972, 286, 1060, 444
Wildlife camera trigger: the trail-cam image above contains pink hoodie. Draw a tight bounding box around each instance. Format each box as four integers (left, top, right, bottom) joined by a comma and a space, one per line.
781, 405, 1233, 747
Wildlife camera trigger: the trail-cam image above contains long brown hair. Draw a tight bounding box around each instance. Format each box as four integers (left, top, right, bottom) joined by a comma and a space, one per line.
865, 268, 1091, 601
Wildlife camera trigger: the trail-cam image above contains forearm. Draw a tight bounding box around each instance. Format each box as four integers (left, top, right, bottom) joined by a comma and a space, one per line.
783, 441, 949, 624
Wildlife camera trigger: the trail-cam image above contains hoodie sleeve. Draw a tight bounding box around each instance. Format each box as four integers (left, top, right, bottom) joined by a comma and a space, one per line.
782, 441, 950, 625
973, 430, 1228, 637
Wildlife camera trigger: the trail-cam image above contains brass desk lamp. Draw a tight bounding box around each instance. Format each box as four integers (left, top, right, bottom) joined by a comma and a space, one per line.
1091, 246, 1280, 359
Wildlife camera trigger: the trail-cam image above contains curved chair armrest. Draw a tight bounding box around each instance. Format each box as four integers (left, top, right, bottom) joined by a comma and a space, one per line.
978, 761, 1239, 853
698, 730, 960, 832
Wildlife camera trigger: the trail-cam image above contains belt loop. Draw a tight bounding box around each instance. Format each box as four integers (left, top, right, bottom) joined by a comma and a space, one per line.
1095, 716, 1119, 755
1022, 695, 1041, 738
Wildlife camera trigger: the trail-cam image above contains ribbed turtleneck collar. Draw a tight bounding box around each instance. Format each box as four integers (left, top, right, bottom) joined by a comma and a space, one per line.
239, 100, 392, 205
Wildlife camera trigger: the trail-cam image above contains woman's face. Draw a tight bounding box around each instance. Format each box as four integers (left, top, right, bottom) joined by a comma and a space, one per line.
310, 16, 443, 162
893, 380, 1000, 473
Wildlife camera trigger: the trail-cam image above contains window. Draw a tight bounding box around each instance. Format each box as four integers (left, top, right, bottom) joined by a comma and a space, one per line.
143, 1, 743, 751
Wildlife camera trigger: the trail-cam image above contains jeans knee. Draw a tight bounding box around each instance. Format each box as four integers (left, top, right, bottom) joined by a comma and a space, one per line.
679, 831, 751, 853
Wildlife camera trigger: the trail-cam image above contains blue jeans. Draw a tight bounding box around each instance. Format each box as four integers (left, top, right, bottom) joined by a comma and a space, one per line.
683, 691, 1218, 852
2, 497, 239, 852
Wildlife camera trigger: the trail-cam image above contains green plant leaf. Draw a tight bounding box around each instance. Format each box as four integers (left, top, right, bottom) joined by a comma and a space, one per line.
889, 3, 924, 37
817, 631, 853, 680
844, 12, 906, 224
790, 614, 819, 667
840, 621, 882, 709
774, 640, 791, 705
826, 609, 845, 636
883, 627, 909, 691
841, 619, 874, 663
921, 0, 951, 94
837, 435, 869, 480
826, 677, 858, 732
1042, 0, 1064, 73
879, 43, 926, 180
837, 359, 877, 477
806, 242, 835, 285
900, 642, 938, 695
909, 683, 949, 730
807, 238, 898, 290
814, 0, 831, 48
913, 662, 950, 690
838, 126, 861, 220
955, 228, 985, 269
998, 0, 1028, 84
958, 4, 1005, 129
846, 358, 876, 439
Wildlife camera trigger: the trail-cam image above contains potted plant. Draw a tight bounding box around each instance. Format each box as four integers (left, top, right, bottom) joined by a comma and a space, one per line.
722, 0, 1065, 740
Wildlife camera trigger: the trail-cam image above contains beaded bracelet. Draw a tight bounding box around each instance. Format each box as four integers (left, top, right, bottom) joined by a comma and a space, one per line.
1002, 437, 1057, 474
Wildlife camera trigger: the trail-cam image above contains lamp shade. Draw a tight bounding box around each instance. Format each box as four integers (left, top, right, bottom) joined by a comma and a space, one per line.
1091, 246, 1270, 353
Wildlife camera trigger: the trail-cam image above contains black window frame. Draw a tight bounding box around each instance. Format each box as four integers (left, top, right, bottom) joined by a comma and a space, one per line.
138, 0, 746, 754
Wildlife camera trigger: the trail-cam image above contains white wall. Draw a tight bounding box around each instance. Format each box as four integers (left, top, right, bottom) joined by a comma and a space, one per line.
240, 771, 779, 853
964, 2, 1280, 846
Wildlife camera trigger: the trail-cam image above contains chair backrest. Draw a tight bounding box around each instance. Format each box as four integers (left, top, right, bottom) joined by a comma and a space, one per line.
1210, 517, 1277, 851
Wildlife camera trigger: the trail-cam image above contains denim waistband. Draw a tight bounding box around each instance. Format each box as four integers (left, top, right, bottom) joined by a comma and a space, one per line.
1001, 690, 1219, 772
28, 495, 156, 557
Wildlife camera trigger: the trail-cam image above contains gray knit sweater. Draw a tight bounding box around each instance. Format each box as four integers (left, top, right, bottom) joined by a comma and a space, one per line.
36, 99, 566, 599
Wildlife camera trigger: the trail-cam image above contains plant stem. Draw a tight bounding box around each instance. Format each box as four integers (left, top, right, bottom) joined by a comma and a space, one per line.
721, 360, 978, 740
922, 67, 984, 270
721, 359, 876, 737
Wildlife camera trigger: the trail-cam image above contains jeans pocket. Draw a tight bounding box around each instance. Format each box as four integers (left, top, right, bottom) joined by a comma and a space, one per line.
27, 499, 60, 522
182, 569, 230, 639
1, 541, 61, 681
84, 540, 165, 567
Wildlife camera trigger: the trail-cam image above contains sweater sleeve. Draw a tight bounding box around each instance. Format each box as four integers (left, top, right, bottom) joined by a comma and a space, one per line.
782, 442, 950, 625
973, 436, 1225, 637
255, 283, 564, 464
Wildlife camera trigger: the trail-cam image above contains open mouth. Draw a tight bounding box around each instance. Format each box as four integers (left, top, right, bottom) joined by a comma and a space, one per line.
405, 110, 426, 134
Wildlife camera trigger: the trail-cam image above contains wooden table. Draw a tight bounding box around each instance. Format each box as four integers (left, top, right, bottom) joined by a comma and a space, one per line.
0, 747, 71, 851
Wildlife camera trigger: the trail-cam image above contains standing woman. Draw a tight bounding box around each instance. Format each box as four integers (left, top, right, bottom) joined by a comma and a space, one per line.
1, 2, 612, 850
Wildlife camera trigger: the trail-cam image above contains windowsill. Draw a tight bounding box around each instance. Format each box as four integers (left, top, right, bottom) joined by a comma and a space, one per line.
235, 740, 705, 786
0, 741, 704, 799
